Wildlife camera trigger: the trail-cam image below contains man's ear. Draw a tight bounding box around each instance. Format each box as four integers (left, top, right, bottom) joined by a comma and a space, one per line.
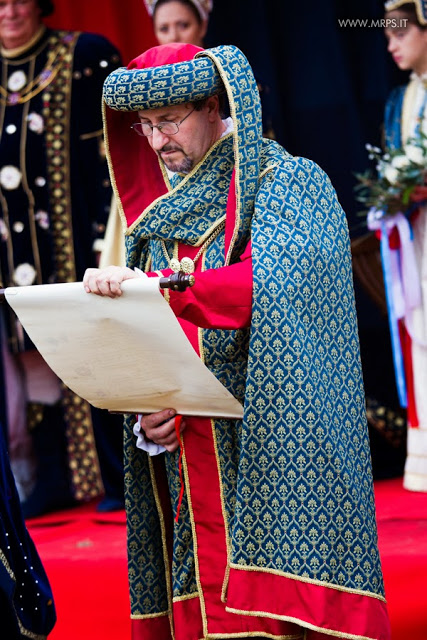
206, 95, 220, 118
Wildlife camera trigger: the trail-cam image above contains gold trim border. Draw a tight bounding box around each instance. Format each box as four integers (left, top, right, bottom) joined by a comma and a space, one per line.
102, 101, 127, 233
225, 606, 382, 640
259, 164, 278, 180
148, 456, 175, 639
130, 611, 169, 620
205, 634, 303, 640
198, 50, 242, 267
180, 443, 209, 638
172, 592, 199, 604
228, 563, 387, 602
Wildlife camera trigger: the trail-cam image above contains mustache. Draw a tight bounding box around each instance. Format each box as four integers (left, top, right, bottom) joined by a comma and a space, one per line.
159, 144, 183, 153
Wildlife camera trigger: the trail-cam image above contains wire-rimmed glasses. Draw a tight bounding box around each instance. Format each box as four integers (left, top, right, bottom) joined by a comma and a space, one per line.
130, 107, 196, 137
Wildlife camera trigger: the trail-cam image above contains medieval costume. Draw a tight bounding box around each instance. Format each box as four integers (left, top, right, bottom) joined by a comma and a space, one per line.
103, 43, 390, 640
0, 420, 56, 639
379, 0, 427, 492
0, 26, 124, 516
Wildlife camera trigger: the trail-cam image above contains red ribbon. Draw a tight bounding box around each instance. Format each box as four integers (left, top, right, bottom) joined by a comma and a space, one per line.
174, 415, 184, 523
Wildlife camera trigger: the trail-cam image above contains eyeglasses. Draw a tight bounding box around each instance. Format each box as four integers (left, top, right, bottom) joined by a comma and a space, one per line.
130, 108, 196, 137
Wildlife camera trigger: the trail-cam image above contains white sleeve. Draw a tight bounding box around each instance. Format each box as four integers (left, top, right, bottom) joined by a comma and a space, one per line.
133, 415, 166, 456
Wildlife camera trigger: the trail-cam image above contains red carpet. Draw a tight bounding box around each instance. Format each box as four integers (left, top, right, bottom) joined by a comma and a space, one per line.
374, 478, 427, 640
26, 478, 427, 640
27, 501, 131, 640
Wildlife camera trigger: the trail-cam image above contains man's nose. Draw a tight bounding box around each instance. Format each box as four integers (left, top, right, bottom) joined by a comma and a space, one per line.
150, 127, 169, 149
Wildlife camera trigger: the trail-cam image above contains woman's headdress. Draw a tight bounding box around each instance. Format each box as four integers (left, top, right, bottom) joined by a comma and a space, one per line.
385, 0, 427, 25
144, 0, 213, 22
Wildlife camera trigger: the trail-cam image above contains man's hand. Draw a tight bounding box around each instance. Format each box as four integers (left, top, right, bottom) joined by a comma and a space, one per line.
83, 265, 139, 297
140, 409, 186, 453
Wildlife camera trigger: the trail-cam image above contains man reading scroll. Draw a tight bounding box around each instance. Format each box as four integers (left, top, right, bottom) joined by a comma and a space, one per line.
83, 43, 391, 640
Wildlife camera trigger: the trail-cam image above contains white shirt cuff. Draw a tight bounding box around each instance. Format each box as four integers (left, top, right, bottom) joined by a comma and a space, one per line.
133, 415, 166, 456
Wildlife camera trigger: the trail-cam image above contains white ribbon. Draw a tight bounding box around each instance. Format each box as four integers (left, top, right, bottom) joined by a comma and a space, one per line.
367, 208, 422, 317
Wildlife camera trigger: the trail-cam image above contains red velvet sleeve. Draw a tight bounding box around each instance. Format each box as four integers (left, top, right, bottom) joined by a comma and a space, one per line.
147, 243, 252, 330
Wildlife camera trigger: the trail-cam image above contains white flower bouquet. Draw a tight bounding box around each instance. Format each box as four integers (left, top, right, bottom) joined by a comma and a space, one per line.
355, 134, 427, 217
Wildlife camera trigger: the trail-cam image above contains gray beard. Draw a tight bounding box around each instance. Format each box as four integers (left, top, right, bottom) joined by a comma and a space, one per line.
163, 155, 193, 174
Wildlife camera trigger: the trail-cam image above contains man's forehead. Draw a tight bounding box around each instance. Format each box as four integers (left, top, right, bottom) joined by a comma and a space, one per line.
137, 103, 190, 120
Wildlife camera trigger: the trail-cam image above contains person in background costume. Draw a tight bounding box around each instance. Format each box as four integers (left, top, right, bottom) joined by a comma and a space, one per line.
0, 0, 125, 517
147, 0, 210, 47
0, 417, 56, 639
84, 43, 390, 640
382, 0, 427, 492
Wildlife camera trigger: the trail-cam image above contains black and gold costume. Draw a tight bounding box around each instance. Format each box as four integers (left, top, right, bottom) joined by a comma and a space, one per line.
0, 27, 124, 517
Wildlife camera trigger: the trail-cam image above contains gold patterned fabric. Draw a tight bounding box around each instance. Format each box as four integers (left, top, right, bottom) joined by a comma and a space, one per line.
106, 44, 390, 639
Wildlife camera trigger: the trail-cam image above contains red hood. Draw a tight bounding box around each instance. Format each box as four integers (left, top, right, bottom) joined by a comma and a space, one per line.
128, 43, 204, 70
